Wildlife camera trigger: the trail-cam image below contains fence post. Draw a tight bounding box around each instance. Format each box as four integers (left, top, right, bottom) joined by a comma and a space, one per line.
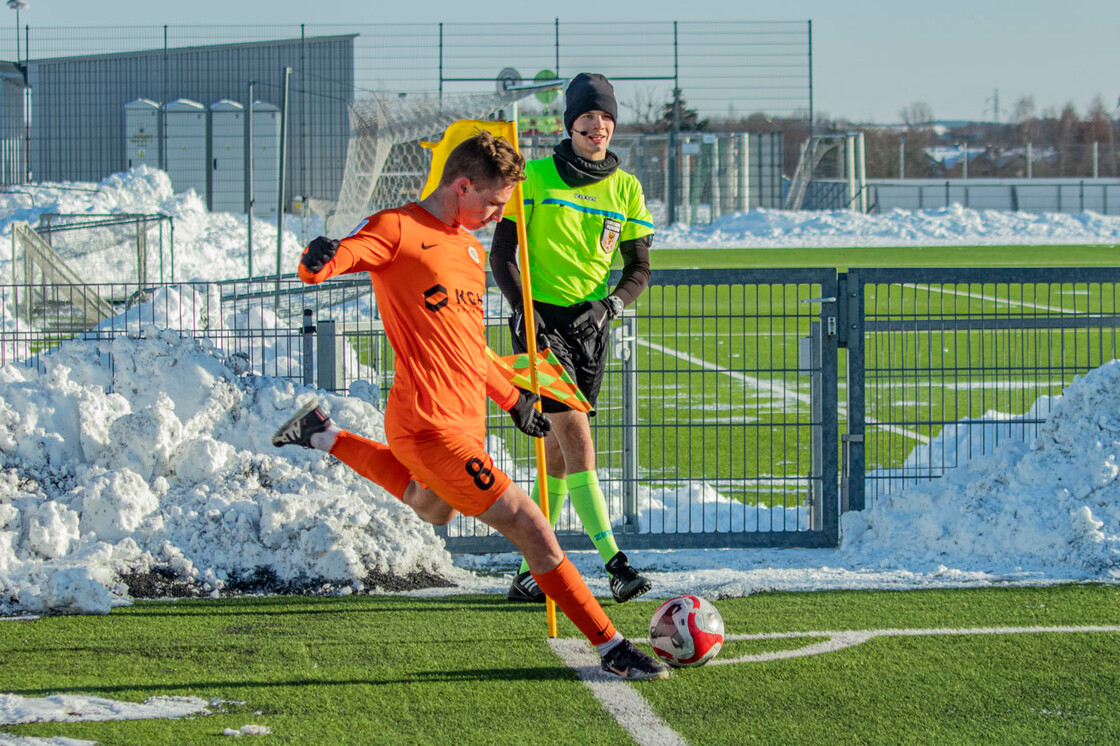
301, 309, 315, 386
316, 318, 339, 391
709, 136, 720, 221
738, 132, 750, 212
136, 218, 147, 285
839, 270, 866, 512
808, 320, 822, 530
681, 137, 692, 226
616, 313, 640, 530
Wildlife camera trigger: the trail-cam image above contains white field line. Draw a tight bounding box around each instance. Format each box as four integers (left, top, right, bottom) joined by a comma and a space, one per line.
639, 339, 811, 406
550, 625, 1120, 745
709, 625, 1120, 665
638, 338, 930, 444
899, 283, 1081, 314
549, 638, 688, 746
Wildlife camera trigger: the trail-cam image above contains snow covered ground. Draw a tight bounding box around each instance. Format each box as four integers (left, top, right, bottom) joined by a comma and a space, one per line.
0, 168, 1118, 621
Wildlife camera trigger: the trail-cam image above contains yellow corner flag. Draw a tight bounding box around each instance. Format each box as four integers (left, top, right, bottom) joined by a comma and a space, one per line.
420, 119, 518, 200
424, 119, 558, 638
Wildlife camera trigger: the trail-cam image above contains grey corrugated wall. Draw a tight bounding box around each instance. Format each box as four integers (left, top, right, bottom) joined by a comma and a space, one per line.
28, 34, 355, 205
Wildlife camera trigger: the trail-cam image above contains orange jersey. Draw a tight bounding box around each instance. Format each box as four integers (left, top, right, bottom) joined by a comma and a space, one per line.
299, 203, 518, 438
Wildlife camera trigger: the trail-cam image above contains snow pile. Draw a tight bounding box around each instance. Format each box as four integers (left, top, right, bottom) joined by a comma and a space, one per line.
0, 329, 462, 616
656, 204, 1120, 248
841, 361, 1120, 574
0, 693, 211, 725
0, 167, 318, 283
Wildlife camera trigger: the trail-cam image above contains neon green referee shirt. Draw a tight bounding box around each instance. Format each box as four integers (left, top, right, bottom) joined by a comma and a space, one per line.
503, 155, 654, 306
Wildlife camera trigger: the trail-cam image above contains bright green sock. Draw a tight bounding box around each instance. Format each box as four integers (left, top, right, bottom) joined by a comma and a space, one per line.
518, 474, 568, 574
567, 470, 620, 564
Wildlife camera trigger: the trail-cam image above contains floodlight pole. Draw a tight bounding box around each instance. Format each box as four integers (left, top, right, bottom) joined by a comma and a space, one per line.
276, 66, 291, 284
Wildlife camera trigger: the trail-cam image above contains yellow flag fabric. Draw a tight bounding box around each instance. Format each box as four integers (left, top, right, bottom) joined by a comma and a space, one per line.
420, 119, 519, 200
486, 346, 592, 413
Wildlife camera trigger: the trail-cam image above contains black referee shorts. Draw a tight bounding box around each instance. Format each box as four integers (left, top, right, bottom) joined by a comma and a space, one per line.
509, 301, 609, 415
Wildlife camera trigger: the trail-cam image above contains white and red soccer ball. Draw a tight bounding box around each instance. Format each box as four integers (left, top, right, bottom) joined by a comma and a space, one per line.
648, 595, 725, 667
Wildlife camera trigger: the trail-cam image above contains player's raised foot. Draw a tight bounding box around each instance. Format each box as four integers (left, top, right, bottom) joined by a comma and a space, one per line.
507, 571, 545, 603
600, 639, 670, 681
606, 551, 652, 603
271, 399, 331, 449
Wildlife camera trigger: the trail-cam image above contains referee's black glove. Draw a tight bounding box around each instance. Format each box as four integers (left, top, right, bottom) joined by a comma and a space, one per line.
507, 389, 551, 438
301, 236, 339, 274
568, 299, 614, 341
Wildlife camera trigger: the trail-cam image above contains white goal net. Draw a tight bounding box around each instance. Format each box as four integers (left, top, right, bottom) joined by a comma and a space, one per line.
327, 88, 535, 238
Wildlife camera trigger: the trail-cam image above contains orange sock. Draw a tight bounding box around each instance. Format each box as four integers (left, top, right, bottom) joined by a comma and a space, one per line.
330, 431, 412, 500
532, 556, 617, 646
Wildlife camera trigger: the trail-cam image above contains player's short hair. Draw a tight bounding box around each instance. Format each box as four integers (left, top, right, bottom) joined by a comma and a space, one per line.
441, 130, 526, 189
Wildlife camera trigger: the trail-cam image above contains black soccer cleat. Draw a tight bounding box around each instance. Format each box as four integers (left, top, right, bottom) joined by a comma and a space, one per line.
271, 399, 331, 449
507, 571, 546, 603
606, 551, 652, 603
600, 639, 670, 681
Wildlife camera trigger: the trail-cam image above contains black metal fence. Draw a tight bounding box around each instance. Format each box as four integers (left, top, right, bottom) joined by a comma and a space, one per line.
3, 266, 1118, 552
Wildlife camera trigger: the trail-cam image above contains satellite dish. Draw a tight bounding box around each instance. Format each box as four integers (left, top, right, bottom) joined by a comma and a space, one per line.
496, 68, 522, 94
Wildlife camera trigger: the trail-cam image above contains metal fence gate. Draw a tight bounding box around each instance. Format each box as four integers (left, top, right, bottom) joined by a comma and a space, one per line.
842, 267, 1120, 512
435, 268, 841, 552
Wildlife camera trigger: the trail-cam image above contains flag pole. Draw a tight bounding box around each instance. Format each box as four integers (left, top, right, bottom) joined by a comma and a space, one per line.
508, 119, 558, 639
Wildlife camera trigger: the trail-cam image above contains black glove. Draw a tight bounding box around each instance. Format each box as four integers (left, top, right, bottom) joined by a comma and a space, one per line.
568, 299, 614, 341
509, 304, 550, 350
301, 236, 339, 273
507, 389, 551, 438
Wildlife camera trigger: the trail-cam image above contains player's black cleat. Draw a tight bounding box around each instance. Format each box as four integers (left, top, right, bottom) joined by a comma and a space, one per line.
507, 571, 546, 603
271, 399, 331, 449
600, 639, 670, 681
606, 551, 652, 603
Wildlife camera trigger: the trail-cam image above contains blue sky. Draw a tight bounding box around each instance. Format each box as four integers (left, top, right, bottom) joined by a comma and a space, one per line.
23, 0, 1120, 123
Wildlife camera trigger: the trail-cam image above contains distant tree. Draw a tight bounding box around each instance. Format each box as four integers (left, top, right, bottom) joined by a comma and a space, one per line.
660, 92, 708, 132
1056, 103, 1080, 173
1010, 95, 1035, 124
619, 86, 663, 132
1011, 95, 1039, 144
899, 102, 934, 127
1085, 95, 1111, 143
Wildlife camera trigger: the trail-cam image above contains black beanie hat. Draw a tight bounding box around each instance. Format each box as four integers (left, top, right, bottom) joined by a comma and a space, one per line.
564, 73, 618, 135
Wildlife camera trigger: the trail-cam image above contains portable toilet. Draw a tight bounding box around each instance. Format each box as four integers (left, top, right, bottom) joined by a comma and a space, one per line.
164, 98, 208, 205
251, 101, 281, 217
124, 98, 160, 170
209, 99, 245, 213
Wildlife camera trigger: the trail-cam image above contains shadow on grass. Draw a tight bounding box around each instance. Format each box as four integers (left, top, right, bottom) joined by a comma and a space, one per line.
6, 665, 578, 698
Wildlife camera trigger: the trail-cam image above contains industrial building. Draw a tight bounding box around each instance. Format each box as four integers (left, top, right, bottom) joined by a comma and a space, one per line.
25, 34, 356, 208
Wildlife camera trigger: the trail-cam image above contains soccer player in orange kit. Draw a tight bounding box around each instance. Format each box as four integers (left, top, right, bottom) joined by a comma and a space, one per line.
272, 130, 669, 681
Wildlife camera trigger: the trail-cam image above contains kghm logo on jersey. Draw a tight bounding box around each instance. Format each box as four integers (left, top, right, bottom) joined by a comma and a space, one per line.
424, 284, 448, 312
424, 284, 484, 312
600, 217, 622, 254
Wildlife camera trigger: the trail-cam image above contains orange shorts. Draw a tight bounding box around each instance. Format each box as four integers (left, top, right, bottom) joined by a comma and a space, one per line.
387, 428, 511, 517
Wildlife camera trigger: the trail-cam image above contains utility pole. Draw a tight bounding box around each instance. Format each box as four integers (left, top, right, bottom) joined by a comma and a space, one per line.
985, 89, 1001, 123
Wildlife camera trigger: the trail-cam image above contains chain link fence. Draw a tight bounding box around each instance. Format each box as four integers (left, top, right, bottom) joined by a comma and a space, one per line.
0, 21, 810, 225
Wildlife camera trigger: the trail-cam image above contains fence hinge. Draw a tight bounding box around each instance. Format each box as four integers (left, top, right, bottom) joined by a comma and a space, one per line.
827, 316, 837, 337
